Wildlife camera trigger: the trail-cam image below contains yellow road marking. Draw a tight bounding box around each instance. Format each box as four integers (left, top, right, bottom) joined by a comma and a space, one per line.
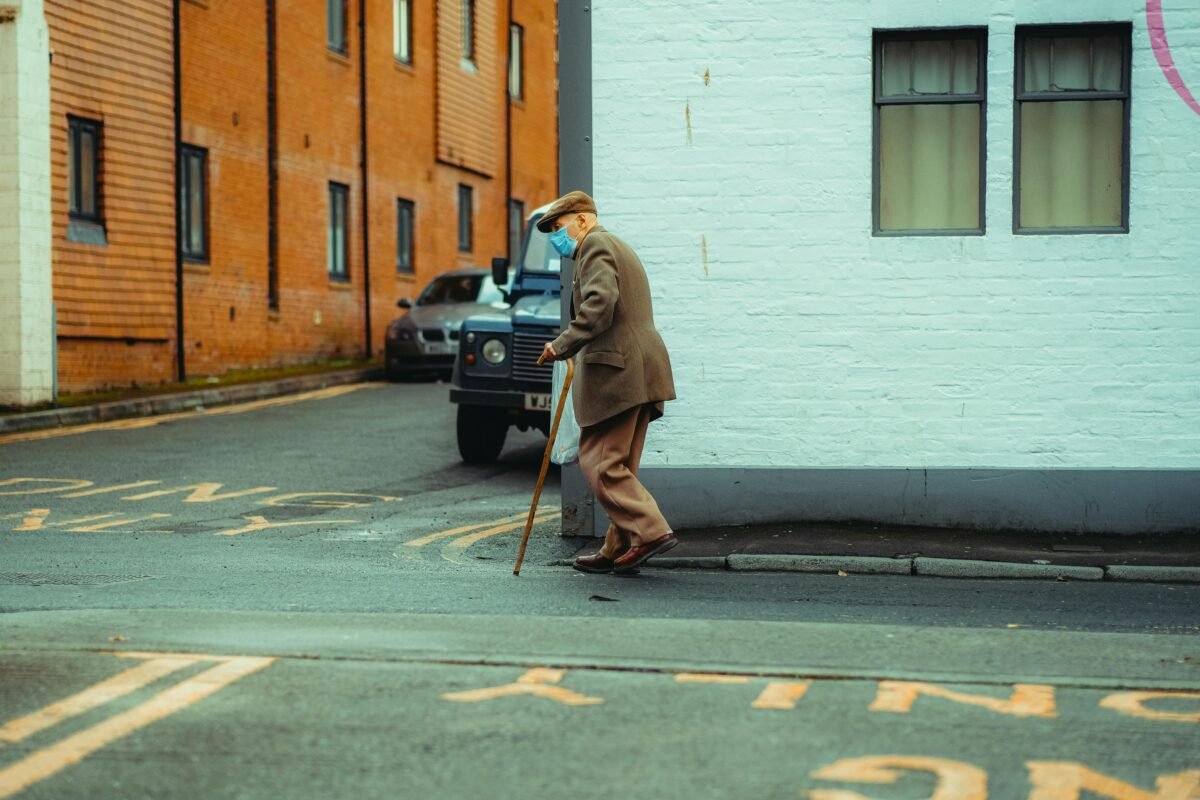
442, 668, 603, 707
870, 681, 1058, 719
676, 673, 752, 685
68, 514, 173, 532
442, 513, 561, 552
810, 755, 989, 800
403, 509, 554, 548
0, 655, 274, 799
3, 509, 50, 531
0, 657, 197, 747
1099, 691, 1200, 723
0, 480, 93, 495
263, 492, 400, 509
1026, 761, 1200, 799
61, 481, 161, 498
752, 681, 812, 710
438, 513, 561, 566
0, 384, 380, 446
122, 483, 278, 503
214, 515, 359, 536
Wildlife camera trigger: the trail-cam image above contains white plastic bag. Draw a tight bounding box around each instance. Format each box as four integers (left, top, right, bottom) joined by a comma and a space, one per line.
550, 359, 580, 465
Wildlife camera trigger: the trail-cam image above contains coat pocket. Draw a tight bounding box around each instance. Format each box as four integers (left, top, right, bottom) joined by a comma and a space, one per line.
583, 350, 625, 369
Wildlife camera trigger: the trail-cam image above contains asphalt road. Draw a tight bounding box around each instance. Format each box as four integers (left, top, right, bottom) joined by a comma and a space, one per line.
2, 381, 1198, 799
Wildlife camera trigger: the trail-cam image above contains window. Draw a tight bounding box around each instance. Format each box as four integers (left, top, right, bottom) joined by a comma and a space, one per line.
419, 274, 505, 306
68, 116, 102, 223
873, 29, 986, 235
461, 0, 475, 62
393, 0, 412, 64
328, 182, 349, 279
397, 198, 414, 273
180, 145, 208, 261
1015, 24, 1130, 233
509, 23, 524, 99
327, 0, 347, 54
508, 199, 525, 261
457, 184, 473, 252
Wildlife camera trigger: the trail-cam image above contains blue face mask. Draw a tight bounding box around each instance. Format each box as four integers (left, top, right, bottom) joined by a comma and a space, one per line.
549, 225, 578, 258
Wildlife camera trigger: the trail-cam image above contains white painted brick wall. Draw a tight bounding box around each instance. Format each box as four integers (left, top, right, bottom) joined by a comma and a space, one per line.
591, 0, 1200, 470
0, 0, 54, 406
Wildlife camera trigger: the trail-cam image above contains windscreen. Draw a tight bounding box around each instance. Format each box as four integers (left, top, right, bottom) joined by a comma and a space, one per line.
418, 274, 506, 306
520, 215, 561, 273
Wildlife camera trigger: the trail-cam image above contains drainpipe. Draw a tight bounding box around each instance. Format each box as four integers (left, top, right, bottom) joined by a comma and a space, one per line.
173, 0, 185, 381
505, 0, 513, 259
358, 0, 372, 358
267, 0, 279, 310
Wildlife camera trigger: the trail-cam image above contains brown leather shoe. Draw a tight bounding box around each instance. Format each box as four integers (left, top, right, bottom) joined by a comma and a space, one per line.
612, 533, 678, 573
573, 550, 638, 575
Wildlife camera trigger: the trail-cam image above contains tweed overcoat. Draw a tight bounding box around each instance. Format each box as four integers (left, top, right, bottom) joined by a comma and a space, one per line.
551, 225, 675, 428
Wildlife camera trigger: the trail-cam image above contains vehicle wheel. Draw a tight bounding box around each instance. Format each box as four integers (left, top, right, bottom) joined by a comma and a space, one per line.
457, 405, 508, 464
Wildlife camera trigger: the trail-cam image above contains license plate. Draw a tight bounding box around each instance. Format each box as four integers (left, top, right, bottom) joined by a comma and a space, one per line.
524, 393, 551, 411
425, 342, 451, 355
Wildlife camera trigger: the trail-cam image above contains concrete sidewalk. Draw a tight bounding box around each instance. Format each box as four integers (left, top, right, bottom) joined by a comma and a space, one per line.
570, 522, 1200, 584
0, 366, 384, 435
6, 372, 1196, 586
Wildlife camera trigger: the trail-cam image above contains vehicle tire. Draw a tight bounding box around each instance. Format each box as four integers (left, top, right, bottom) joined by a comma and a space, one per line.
457, 405, 508, 464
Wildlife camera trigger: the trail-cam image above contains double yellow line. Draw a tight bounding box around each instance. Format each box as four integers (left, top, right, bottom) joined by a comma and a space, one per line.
0, 652, 274, 798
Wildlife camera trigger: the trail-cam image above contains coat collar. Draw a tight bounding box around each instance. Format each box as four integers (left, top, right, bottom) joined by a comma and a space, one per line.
576, 224, 605, 259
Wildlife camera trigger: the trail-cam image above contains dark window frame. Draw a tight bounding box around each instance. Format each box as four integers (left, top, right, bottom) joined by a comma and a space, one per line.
1013, 22, 1132, 235
872, 27, 988, 237
397, 198, 415, 273
327, 0, 348, 55
180, 144, 210, 262
509, 23, 524, 99
457, 184, 473, 253
508, 198, 525, 261
67, 115, 103, 224
394, 0, 413, 65
462, 0, 476, 62
328, 181, 350, 280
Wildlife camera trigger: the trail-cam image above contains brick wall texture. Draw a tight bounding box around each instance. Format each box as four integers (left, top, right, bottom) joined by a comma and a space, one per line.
46, 0, 177, 392
589, 0, 1200, 470
42, 0, 557, 392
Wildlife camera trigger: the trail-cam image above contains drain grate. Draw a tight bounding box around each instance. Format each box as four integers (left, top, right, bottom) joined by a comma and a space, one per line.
0, 573, 154, 586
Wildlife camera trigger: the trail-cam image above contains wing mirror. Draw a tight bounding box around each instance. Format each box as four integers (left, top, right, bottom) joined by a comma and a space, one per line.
397, 298, 413, 310
491, 256, 510, 288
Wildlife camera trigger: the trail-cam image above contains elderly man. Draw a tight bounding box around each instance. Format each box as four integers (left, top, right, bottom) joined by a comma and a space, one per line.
538, 191, 678, 575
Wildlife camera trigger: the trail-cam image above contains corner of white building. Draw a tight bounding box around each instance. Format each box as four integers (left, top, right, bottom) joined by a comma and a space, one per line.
561, 0, 1200, 535
0, 0, 54, 408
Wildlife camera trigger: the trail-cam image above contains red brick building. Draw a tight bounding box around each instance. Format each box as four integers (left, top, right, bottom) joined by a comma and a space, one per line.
38, 0, 557, 394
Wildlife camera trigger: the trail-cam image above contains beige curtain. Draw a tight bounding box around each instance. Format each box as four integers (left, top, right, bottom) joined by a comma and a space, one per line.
880, 104, 980, 231
879, 39, 980, 231
1020, 100, 1123, 228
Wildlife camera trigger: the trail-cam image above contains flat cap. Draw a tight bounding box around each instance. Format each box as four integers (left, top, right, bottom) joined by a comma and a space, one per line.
536, 190, 597, 232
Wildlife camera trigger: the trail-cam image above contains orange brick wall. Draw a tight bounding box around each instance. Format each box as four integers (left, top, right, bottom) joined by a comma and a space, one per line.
47, 0, 557, 393
436, 0, 500, 175
46, 0, 177, 392
510, 0, 558, 225
180, 0, 272, 375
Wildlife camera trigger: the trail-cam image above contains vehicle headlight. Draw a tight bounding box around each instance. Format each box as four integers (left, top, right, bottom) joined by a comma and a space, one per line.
481, 338, 507, 365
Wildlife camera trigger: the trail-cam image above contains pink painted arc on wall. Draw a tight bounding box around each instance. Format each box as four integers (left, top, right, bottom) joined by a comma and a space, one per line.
1147, 0, 1200, 116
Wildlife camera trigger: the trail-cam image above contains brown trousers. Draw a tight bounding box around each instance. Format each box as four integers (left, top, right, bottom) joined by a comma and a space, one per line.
578, 403, 672, 559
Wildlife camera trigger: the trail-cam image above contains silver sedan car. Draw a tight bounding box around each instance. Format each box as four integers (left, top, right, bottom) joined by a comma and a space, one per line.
385, 269, 509, 380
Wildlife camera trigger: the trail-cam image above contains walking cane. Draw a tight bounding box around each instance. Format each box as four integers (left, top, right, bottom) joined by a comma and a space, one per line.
513, 354, 575, 576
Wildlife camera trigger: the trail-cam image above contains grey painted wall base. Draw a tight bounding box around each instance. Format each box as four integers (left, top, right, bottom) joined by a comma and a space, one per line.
590, 467, 1200, 536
